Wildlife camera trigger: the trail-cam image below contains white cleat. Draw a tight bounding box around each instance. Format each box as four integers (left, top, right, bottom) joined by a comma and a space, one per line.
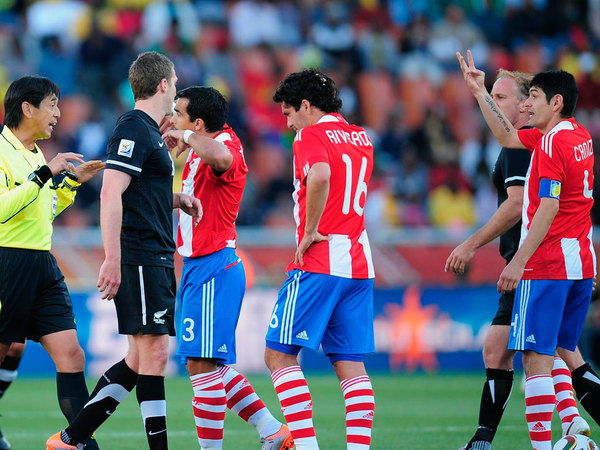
564, 416, 592, 437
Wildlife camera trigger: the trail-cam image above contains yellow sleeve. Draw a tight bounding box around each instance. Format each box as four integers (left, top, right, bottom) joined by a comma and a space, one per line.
0, 167, 43, 224
54, 178, 80, 217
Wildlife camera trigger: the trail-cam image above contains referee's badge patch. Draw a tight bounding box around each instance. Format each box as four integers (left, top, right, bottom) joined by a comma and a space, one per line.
117, 139, 135, 157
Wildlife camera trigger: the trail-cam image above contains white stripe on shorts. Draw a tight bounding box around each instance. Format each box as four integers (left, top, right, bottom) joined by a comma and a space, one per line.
138, 266, 147, 326
280, 272, 300, 345
516, 280, 531, 350
202, 279, 215, 357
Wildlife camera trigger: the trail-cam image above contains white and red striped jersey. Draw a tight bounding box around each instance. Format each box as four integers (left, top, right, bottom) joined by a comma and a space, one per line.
288, 113, 375, 279
177, 125, 247, 257
517, 119, 596, 280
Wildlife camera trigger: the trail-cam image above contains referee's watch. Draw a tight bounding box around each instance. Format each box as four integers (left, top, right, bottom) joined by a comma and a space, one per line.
28, 165, 52, 188
27, 172, 44, 188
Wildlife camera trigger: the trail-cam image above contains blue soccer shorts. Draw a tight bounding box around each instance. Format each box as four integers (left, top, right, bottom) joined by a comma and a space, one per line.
265, 270, 375, 356
508, 278, 593, 355
177, 248, 245, 365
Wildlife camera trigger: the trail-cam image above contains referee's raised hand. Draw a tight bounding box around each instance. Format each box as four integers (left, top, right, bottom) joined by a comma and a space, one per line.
47, 152, 84, 175
73, 160, 105, 183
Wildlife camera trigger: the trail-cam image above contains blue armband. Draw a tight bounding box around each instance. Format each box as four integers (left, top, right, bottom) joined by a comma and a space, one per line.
538, 178, 561, 199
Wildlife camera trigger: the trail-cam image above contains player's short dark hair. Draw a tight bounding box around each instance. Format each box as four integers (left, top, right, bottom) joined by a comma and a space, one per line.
128, 51, 174, 101
175, 86, 228, 133
273, 68, 342, 113
530, 70, 578, 118
3, 76, 60, 128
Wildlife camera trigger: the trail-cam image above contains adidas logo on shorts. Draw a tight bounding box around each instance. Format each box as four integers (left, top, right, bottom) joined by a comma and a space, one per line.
217, 344, 227, 353
295, 330, 309, 340
526, 334, 536, 344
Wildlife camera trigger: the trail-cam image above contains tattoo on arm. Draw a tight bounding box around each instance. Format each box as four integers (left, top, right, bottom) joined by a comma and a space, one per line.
484, 94, 511, 133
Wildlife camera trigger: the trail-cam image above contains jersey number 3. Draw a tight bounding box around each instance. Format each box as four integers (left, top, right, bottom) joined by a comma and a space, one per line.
342, 154, 368, 216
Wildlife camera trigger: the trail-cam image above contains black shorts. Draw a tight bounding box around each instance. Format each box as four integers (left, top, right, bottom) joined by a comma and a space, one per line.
114, 265, 176, 336
491, 290, 515, 326
0, 247, 76, 343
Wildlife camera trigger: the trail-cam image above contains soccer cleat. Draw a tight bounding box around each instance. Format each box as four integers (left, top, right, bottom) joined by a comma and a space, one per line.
45, 432, 84, 450
564, 415, 592, 437
260, 424, 295, 450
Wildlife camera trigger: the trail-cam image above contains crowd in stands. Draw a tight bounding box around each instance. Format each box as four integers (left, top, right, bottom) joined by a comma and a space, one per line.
2, 0, 600, 230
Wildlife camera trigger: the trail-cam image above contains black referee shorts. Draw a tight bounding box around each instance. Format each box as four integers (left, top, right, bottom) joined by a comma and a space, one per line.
0, 247, 76, 343
491, 290, 516, 326
114, 264, 176, 336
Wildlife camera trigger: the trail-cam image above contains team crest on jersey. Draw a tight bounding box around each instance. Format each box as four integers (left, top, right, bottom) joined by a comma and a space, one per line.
117, 139, 135, 157
550, 180, 561, 198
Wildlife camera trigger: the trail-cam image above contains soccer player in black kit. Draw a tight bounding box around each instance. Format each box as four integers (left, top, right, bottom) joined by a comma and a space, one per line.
47, 52, 201, 450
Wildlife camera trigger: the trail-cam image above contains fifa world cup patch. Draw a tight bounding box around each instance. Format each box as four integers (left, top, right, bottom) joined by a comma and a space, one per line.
117, 139, 135, 157
538, 178, 561, 199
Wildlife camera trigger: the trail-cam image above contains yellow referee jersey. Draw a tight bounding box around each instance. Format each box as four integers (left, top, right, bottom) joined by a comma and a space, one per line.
0, 126, 81, 250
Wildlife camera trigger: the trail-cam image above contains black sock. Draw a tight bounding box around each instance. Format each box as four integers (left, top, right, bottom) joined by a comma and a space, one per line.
63, 359, 137, 445
0, 355, 21, 398
572, 363, 600, 426
137, 375, 168, 450
469, 368, 514, 444
56, 372, 90, 423
57, 372, 101, 450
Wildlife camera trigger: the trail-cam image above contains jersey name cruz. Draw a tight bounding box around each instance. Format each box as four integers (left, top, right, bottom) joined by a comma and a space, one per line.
325, 129, 372, 147
574, 139, 593, 162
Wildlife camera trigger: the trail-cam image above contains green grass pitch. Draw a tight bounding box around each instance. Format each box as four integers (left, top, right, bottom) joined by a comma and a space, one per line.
1, 372, 592, 449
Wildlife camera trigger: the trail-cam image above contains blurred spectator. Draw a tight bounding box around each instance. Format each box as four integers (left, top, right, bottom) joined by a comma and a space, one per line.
78, 16, 130, 111
140, 0, 199, 49
38, 35, 78, 95
309, 2, 359, 70
428, 4, 488, 72
428, 163, 476, 229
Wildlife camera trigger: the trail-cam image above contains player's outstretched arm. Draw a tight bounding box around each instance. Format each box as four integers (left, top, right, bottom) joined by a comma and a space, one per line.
457, 50, 524, 149
445, 185, 523, 274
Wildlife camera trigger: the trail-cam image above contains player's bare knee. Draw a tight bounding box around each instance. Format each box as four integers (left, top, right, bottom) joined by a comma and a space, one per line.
7, 342, 26, 358
264, 348, 296, 372
67, 344, 86, 369
483, 347, 514, 370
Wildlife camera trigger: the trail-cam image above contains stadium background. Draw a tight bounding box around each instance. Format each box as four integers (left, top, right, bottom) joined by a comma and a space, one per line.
2, 0, 600, 377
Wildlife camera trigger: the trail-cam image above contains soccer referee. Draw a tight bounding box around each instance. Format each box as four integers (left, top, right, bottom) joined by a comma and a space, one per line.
0, 75, 103, 448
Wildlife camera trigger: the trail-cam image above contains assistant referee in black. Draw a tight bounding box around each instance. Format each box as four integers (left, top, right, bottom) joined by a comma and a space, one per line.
0, 76, 104, 448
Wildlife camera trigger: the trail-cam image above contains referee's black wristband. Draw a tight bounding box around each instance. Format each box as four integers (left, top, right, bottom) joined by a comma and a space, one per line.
34, 165, 52, 185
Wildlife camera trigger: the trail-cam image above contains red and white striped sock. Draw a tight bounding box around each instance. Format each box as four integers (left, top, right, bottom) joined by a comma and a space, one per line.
552, 357, 579, 430
341, 375, 375, 449
190, 370, 227, 449
218, 365, 281, 438
525, 375, 554, 450
272, 366, 318, 449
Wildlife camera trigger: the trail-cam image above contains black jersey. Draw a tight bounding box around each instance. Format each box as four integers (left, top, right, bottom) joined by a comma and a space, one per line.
105, 110, 175, 267
492, 144, 531, 263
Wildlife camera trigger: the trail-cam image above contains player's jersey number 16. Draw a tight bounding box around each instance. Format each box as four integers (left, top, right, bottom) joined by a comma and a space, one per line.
342, 153, 368, 216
